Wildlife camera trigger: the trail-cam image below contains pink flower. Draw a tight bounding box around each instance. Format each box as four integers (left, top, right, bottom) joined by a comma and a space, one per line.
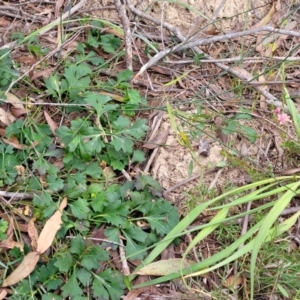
274, 107, 281, 115
277, 113, 291, 125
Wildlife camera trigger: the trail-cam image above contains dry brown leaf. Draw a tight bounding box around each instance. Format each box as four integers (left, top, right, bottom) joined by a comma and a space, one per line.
2, 251, 39, 287
99, 91, 124, 102
2, 136, 23, 150
14, 165, 26, 175
103, 167, 116, 183
278, 168, 300, 175
5, 92, 27, 112
123, 288, 148, 300
28, 219, 39, 251
143, 129, 169, 149
2, 136, 38, 150
135, 259, 195, 276
31, 67, 56, 81
0, 289, 7, 299
36, 198, 67, 254
230, 67, 253, 81
252, 2, 275, 28
214, 116, 228, 144
258, 75, 268, 110
55, 0, 65, 18
0, 239, 24, 251
0, 17, 10, 26
0, 108, 16, 125
223, 274, 244, 288
44, 111, 58, 136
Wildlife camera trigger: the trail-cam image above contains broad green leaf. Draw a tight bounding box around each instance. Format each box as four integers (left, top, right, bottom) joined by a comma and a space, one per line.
126, 89, 142, 105
123, 234, 147, 260
77, 268, 92, 287
62, 272, 83, 298
46, 278, 63, 291
134, 175, 163, 193
46, 174, 64, 191
68, 135, 81, 152
37, 260, 58, 282
70, 235, 85, 255
70, 199, 90, 219
84, 92, 116, 117
54, 252, 73, 273
145, 200, 179, 235
122, 224, 148, 243
92, 269, 124, 300
104, 227, 120, 249
76, 268, 92, 287
42, 294, 63, 300
81, 246, 109, 270
45, 74, 61, 98
222, 120, 236, 135
117, 69, 133, 83
110, 136, 134, 153
123, 119, 148, 138
238, 124, 257, 143
113, 115, 131, 129
233, 113, 252, 120
132, 150, 145, 163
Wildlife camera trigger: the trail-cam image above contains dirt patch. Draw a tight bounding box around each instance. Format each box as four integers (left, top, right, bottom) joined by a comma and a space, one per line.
87, 0, 271, 33
150, 114, 256, 204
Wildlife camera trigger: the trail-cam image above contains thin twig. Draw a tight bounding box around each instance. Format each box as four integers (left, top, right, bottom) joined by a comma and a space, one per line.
127, 2, 285, 108
115, 0, 132, 70
0, 191, 41, 200
165, 56, 300, 64
134, 26, 300, 77
0, 6, 45, 21
66, 236, 123, 247
0, 0, 87, 50
119, 238, 130, 275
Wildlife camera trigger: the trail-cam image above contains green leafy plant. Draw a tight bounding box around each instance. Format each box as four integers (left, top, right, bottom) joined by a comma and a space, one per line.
0, 49, 18, 91
222, 111, 257, 143
0, 27, 180, 299
130, 176, 300, 300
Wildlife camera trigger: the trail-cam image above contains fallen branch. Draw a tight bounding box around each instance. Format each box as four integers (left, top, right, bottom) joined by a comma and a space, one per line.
0, 0, 87, 50
114, 0, 133, 71
126, 0, 291, 108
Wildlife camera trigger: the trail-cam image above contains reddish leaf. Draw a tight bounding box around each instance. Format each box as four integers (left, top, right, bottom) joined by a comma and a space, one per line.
44, 111, 58, 136
28, 219, 39, 251
0, 239, 24, 251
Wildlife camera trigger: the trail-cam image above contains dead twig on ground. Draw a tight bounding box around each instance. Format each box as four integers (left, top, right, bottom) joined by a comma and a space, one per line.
134, 26, 300, 78
126, 1, 291, 108
115, 0, 132, 71
0, 5, 45, 22
0, 0, 87, 50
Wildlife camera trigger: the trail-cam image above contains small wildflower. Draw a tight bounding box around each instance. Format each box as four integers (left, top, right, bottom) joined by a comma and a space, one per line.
277, 113, 291, 125
274, 107, 281, 115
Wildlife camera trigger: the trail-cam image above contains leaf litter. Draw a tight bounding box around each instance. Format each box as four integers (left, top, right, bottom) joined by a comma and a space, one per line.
1, 0, 300, 298
1, 198, 68, 287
